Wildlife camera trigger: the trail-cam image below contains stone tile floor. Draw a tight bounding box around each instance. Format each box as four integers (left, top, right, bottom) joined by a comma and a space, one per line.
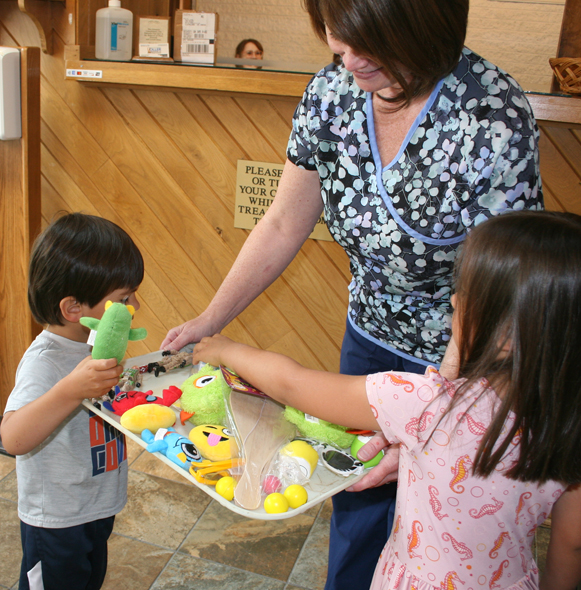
0, 440, 554, 590
0, 438, 332, 590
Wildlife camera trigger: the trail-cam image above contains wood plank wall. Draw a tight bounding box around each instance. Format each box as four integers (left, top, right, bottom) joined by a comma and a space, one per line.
0, 2, 351, 412
1, 2, 580, 413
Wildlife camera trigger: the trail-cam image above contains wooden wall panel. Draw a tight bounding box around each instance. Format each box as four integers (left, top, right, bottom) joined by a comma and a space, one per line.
2, 2, 581, 413
0, 2, 349, 417
0, 46, 41, 411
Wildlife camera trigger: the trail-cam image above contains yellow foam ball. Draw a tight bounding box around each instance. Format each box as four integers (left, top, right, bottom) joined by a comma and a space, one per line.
120, 404, 176, 434
215, 476, 236, 501
283, 484, 308, 509
264, 493, 289, 514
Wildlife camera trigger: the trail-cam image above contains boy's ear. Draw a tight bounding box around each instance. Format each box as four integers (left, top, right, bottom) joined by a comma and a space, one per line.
59, 296, 83, 323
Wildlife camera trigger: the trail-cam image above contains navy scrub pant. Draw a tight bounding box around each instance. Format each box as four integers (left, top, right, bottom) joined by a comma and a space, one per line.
324, 321, 426, 590
19, 516, 115, 590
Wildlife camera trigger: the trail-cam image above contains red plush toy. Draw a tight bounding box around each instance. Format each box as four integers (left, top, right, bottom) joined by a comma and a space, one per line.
103, 385, 182, 416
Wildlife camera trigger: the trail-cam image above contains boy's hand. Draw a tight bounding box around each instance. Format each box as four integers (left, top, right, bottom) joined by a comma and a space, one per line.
64, 356, 123, 400
193, 334, 234, 367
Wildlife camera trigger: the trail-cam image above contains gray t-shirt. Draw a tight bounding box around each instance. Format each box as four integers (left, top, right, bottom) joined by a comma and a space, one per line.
5, 331, 127, 528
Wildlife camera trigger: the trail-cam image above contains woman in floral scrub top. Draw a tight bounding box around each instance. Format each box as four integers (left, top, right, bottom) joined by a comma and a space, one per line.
288, 47, 542, 365
162, 0, 542, 588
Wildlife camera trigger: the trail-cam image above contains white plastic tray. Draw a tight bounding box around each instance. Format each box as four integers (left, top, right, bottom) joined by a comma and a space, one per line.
82, 351, 366, 520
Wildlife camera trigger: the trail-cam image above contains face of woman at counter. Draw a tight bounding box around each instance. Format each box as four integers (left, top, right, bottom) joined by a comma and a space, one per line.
237, 42, 263, 61
325, 27, 405, 96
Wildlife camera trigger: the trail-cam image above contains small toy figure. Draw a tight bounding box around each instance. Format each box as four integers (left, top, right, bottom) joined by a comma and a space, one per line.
117, 367, 142, 392
80, 301, 147, 364
147, 350, 193, 377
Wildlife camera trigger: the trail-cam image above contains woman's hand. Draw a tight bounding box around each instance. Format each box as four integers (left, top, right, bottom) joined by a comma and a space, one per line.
161, 314, 219, 351
193, 334, 236, 368
346, 432, 399, 492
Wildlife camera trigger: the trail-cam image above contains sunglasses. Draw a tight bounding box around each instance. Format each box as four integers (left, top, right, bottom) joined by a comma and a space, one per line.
294, 438, 365, 477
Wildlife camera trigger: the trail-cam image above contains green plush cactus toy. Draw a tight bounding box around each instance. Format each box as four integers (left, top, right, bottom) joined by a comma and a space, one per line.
80, 301, 147, 364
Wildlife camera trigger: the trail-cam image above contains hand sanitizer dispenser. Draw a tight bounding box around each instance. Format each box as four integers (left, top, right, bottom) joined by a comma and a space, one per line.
0, 47, 21, 141
95, 0, 133, 61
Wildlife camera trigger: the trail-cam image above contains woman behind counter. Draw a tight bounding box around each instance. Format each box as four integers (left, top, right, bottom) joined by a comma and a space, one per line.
163, 0, 543, 588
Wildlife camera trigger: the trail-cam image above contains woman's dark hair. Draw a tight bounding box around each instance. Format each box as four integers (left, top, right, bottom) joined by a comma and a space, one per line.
303, 0, 468, 107
234, 38, 264, 58
28, 212, 144, 326
442, 211, 581, 485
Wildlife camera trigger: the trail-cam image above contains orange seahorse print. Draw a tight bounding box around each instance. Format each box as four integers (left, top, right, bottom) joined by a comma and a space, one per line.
442, 531, 473, 561
469, 497, 504, 519
407, 520, 424, 559
428, 485, 449, 520
405, 411, 435, 437
392, 514, 403, 542
449, 455, 472, 493
439, 572, 465, 590
489, 531, 511, 558
515, 491, 533, 524
489, 560, 509, 589
382, 373, 415, 392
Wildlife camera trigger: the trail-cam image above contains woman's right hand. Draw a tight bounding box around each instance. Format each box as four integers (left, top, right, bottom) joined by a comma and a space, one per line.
161, 315, 217, 351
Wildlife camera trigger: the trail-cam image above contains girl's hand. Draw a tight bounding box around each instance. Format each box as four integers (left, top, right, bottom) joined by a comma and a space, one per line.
64, 356, 123, 400
193, 334, 235, 367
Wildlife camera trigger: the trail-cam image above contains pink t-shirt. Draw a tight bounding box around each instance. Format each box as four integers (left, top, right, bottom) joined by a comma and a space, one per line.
366, 367, 563, 590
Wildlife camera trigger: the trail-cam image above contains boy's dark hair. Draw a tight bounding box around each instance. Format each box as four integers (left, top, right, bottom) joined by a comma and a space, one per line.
303, 0, 468, 108
445, 211, 581, 485
28, 213, 144, 326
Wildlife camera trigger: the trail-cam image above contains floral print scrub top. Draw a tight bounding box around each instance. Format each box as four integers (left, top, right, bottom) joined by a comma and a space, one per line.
366, 368, 564, 590
287, 48, 543, 365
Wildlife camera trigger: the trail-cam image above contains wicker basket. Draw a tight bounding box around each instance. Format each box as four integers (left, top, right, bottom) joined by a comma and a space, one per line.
549, 57, 581, 95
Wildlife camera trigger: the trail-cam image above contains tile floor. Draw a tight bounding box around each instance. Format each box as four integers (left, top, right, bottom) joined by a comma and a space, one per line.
0, 443, 554, 590
0, 438, 332, 590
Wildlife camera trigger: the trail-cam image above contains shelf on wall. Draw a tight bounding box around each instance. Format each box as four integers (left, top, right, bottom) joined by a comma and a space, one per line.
64, 46, 312, 97
63, 47, 581, 120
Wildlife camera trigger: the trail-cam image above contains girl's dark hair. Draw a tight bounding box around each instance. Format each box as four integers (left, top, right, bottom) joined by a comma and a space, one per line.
447, 211, 581, 485
28, 212, 144, 326
234, 38, 264, 57
303, 0, 468, 107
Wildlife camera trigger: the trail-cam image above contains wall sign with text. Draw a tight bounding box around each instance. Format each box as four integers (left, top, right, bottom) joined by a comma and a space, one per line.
234, 160, 332, 241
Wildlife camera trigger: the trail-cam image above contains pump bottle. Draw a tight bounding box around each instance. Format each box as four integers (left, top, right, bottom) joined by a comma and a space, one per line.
95, 0, 133, 61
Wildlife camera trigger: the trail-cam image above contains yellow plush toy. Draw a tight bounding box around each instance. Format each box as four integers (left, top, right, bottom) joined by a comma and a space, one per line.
188, 424, 238, 461
120, 404, 176, 434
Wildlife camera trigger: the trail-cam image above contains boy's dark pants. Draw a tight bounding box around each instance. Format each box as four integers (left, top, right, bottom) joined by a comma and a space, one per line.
19, 516, 115, 590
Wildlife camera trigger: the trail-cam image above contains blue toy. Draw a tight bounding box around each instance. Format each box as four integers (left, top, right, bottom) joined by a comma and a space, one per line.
141, 427, 204, 470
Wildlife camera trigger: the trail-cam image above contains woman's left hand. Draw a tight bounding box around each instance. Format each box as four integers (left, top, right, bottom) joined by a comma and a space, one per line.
346, 432, 399, 491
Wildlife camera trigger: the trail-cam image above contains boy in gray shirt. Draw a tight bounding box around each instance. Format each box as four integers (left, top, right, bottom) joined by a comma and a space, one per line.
1, 213, 144, 590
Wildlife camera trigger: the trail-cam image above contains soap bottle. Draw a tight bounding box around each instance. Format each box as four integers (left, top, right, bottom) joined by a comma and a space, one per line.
95, 0, 133, 61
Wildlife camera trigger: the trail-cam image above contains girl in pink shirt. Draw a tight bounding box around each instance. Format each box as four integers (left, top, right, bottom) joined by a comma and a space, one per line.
193, 211, 581, 590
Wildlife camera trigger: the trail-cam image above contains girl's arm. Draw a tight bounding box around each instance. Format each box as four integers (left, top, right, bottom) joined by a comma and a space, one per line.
540, 484, 581, 590
193, 334, 380, 432
161, 161, 323, 350
0, 356, 122, 455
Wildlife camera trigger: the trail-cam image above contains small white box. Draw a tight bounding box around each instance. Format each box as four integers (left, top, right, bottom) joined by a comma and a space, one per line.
0, 47, 21, 141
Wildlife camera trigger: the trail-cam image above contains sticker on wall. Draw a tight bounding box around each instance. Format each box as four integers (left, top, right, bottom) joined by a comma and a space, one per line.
235, 160, 332, 241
